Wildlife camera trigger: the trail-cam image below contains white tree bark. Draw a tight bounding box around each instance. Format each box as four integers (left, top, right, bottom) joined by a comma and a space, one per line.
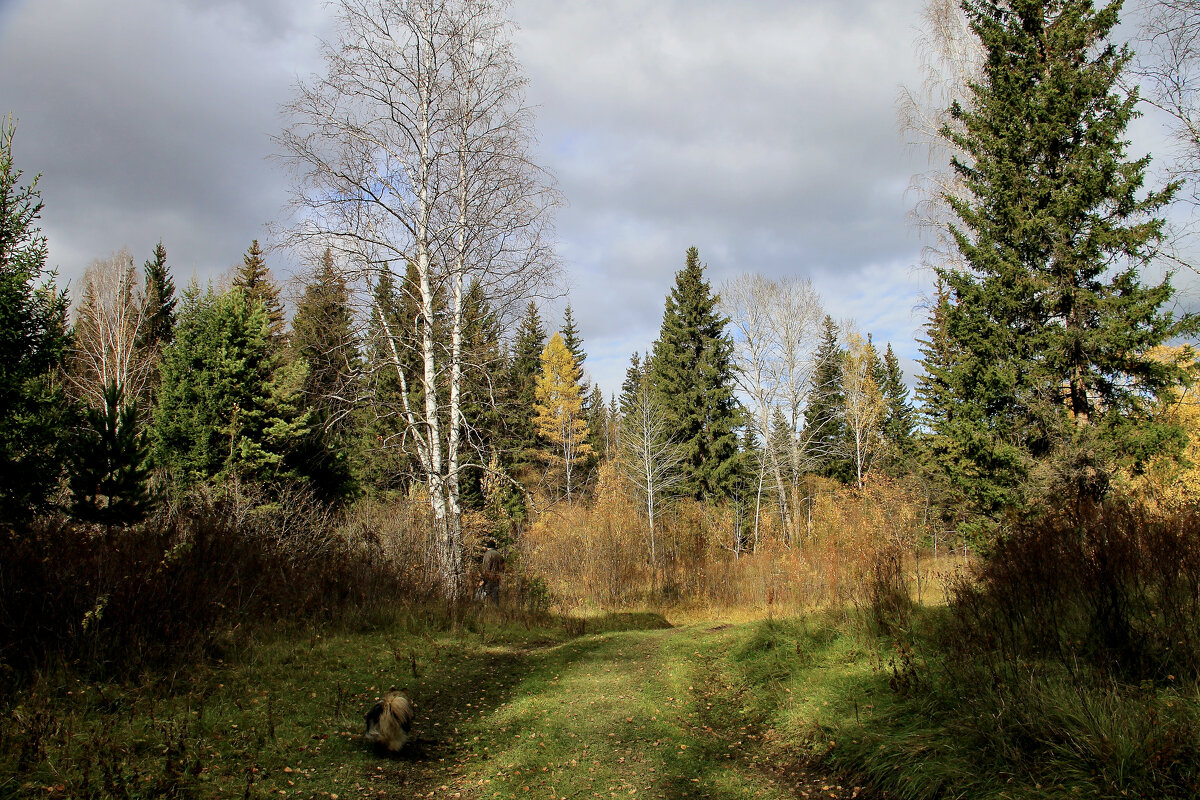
70, 248, 150, 414
278, 0, 558, 600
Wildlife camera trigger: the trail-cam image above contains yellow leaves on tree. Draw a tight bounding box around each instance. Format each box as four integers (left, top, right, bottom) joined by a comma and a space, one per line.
533, 332, 593, 500
1122, 345, 1200, 511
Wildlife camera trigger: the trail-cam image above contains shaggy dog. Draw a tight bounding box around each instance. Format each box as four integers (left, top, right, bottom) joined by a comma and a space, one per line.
364, 690, 414, 753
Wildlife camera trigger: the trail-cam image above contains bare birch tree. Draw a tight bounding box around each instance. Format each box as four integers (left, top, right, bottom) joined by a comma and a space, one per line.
618, 373, 685, 575
720, 273, 823, 542
70, 248, 150, 412
278, 0, 558, 599
1135, 0, 1200, 244
897, 0, 983, 270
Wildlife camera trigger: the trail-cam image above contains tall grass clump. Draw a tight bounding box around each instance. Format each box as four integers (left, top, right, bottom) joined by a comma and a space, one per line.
0, 487, 441, 683
521, 466, 937, 614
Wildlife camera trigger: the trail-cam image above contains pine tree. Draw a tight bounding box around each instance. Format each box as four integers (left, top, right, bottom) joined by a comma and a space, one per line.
560, 304, 586, 369
69, 381, 154, 525
532, 332, 593, 500
291, 249, 360, 501
233, 239, 285, 338
140, 240, 176, 353
647, 247, 741, 500
931, 0, 1197, 512
803, 316, 853, 483
0, 117, 71, 521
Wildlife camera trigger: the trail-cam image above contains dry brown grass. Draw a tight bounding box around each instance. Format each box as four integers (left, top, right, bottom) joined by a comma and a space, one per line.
520, 467, 955, 616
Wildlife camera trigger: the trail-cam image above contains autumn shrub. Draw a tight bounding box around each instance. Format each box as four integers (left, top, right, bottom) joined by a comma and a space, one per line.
522, 467, 936, 613
0, 488, 436, 681
945, 500, 1200, 683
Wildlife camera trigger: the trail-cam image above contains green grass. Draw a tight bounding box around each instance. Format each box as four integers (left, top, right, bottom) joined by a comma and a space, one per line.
1, 609, 863, 800
706, 610, 1200, 800
5, 606, 1196, 800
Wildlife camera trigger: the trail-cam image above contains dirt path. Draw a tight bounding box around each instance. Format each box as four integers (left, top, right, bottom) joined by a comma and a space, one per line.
388, 624, 868, 800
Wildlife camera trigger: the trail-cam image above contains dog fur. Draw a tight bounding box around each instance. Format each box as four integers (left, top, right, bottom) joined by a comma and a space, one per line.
364, 690, 414, 753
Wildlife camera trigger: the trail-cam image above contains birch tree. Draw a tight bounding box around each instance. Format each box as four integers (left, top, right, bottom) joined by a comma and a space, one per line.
618, 356, 684, 572
720, 273, 823, 542
278, 0, 557, 599
70, 248, 151, 412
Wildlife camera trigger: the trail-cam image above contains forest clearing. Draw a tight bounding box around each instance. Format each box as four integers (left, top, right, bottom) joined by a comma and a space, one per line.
4, 0, 1200, 797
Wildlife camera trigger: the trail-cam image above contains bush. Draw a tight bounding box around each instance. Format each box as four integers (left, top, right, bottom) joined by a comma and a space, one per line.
0, 490, 436, 681
946, 501, 1200, 683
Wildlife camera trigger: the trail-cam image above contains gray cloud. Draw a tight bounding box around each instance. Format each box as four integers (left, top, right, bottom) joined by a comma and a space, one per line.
12, 0, 1177, 403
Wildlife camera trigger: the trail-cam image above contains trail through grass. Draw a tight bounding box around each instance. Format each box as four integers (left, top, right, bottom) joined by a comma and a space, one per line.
2, 613, 868, 800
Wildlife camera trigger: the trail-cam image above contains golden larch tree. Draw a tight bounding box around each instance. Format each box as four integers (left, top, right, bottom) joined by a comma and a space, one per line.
533, 332, 593, 500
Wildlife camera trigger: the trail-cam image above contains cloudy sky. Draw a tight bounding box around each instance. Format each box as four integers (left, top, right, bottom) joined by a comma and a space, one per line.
0, 0, 1192, 398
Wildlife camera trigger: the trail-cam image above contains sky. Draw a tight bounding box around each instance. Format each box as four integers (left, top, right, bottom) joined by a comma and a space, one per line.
0, 0, 1194, 399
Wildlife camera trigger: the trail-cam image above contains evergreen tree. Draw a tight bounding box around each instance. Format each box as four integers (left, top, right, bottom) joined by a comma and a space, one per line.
532, 332, 593, 500
458, 278, 507, 509
360, 269, 413, 493
881, 343, 917, 470
140, 240, 176, 353
69, 381, 154, 525
291, 249, 360, 501
931, 0, 1197, 512
0, 118, 71, 522
803, 316, 853, 483
233, 239, 285, 338
153, 284, 310, 490
585, 383, 608, 462
647, 247, 741, 500
560, 303, 586, 369
506, 301, 546, 468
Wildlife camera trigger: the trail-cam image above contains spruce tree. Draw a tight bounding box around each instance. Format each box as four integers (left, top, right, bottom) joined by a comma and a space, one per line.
803, 316, 853, 483
931, 0, 1197, 512
291, 249, 359, 501
647, 247, 741, 500
233, 239, 285, 338
0, 118, 71, 521
140, 240, 176, 353
880, 343, 916, 469
153, 284, 310, 490
458, 278, 506, 508
506, 301, 546, 468
360, 269, 413, 493
560, 304, 586, 369
69, 381, 154, 525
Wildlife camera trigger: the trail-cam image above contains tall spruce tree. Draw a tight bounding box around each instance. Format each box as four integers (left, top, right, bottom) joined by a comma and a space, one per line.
881, 342, 916, 470
233, 239, 285, 338
458, 278, 507, 509
360, 269, 413, 493
140, 240, 176, 353
930, 0, 1197, 514
803, 316, 853, 483
647, 247, 741, 500
291, 249, 360, 501
69, 381, 154, 525
506, 301, 546, 468
0, 118, 71, 521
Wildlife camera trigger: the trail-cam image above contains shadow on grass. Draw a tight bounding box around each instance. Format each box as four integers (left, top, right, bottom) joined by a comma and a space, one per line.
561, 610, 673, 636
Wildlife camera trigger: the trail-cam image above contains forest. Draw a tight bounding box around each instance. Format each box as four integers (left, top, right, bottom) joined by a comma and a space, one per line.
2, 0, 1200, 798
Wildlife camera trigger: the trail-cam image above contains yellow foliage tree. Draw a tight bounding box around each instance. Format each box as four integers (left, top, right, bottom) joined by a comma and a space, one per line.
1122, 345, 1200, 511
533, 332, 593, 500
